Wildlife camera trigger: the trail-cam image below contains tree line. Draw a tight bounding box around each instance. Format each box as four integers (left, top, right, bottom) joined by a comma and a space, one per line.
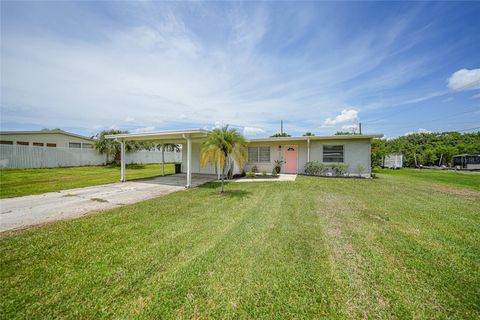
371, 131, 480, 167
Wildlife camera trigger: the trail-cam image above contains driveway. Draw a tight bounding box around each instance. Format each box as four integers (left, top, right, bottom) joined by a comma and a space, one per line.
0, 174, 216, 233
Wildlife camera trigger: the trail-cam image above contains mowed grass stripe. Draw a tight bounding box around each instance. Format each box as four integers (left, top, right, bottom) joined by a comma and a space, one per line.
1, 169, 479, 319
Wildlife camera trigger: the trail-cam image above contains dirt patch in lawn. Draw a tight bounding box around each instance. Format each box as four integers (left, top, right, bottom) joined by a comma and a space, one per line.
431, 184, 480, 200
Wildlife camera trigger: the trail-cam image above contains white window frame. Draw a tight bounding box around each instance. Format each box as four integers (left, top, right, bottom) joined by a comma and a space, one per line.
248, 146, 271, 163
323, 144, 345, 163
69, 142, 82, 148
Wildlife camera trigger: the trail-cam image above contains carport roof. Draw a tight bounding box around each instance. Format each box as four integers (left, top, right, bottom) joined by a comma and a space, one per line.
105, 128, 209, 142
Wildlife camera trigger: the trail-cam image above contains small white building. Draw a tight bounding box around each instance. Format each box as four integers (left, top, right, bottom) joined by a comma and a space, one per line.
106, 129, 383, 187
0, 130, 95, 149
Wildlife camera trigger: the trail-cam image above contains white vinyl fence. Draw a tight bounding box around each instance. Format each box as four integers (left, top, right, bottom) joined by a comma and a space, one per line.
0, 145, 181, 169
126, 149, 181, 165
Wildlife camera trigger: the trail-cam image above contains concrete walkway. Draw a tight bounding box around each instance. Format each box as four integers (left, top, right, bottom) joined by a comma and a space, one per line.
0, 174, 216, 233
234, 174, 297, 183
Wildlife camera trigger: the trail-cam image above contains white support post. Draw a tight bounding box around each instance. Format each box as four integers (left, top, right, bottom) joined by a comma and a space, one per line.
186, 137, 192, 188
307, 138, 311, 162
161, 144, 165, 176
120, 140, 126, 182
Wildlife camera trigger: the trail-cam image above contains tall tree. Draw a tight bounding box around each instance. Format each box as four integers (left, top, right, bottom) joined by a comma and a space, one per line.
200, 126, 247, 193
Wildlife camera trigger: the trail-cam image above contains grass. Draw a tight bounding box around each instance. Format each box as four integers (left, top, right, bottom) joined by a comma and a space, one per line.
1, 169, 479, 318
0, 164, 175, 198
375, 167, 480, 191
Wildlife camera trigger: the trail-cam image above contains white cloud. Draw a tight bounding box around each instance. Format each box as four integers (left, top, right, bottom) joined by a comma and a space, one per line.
322, 109, 358, 127
132, 126, 155, 133
448, 68, 480, 91
243, 126, 265, 136
472, 93, 480, 99
0, 3, 467, 138
404, 128, 431, 136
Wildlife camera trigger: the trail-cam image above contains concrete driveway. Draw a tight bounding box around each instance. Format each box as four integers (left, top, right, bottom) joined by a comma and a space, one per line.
0, 174, 216, 233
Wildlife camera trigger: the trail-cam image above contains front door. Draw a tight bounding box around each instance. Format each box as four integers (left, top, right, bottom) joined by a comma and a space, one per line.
283, 145, 298, 173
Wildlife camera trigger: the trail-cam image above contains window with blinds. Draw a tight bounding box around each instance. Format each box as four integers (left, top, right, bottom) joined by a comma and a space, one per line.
323, 145, 344, 162
248, 146, 270, 162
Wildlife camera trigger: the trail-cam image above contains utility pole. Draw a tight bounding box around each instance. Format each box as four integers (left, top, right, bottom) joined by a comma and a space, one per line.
359, 122, 362, 135
280, 120, 283, 135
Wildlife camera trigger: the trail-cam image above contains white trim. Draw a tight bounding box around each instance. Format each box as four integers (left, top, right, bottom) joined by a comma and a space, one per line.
105, 128, 209, 140
186, 137, 192, 188
120, 140, 126, 182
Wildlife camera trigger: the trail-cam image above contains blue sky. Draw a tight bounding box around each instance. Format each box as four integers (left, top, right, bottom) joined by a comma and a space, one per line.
1, 1, 479, 138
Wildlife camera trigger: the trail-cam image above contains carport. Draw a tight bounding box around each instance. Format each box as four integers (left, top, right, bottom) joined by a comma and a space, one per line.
105, 129, 216, 188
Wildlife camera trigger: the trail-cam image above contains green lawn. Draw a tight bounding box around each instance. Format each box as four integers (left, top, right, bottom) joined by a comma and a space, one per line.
375, 167, 480, 191
0, 164, 175, 198
1, 170, 479, 319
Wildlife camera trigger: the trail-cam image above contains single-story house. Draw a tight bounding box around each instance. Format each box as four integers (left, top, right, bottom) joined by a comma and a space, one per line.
106, 129, 383, 187
0, 129, 95, 149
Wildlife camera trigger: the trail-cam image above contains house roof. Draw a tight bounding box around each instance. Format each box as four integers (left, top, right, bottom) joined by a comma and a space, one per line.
0, 130, 95, 141
452, 153, 480, 157
247, 134, 383, 143
105, 128, 383, 143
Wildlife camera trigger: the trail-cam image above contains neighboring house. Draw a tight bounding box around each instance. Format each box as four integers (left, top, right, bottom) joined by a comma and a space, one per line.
0, 130, 95, 149
452, 154, 480, 170
382, 154, 403, 169
106, 129, 383, 187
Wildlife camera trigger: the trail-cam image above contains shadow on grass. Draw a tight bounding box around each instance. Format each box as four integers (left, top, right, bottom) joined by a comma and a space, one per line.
215, 189, 252, 199
199, 183, 251, 198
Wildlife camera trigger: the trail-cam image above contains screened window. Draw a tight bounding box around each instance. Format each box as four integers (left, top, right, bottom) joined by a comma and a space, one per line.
33, 142, 44, 147
69, 142, 81, 148
16, 141, 29, 146
47, 143, 56, 147
82, 143, 93, 149
323, 145, 344, 162
0, 140, 13, 145
248, 146, 270, 162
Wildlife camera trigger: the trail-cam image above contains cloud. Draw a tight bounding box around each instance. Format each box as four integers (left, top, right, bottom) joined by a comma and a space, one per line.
243, 126, 265, 136
448, 68, 480, 91
132, 126, 155, 133
322, 109, 358, 127
404, 128, 431, 136
1, 2, 477, 138
472, 93, 480, 99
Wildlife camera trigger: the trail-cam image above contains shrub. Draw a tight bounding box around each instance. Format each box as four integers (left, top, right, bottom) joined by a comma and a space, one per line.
273, 160, 283, 174
251, 165, 258, 173
356, 164, 365, 177
261, 171, 267, 176
271, 169, 278, 177
332, 164, 348, 176
318, 163, 329, 175
304, 161, 321, 175
246, 171, 256, 178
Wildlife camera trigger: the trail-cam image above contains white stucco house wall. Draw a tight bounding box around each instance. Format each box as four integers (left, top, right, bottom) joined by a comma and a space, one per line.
0, 130, 95, 149
106, 129, 382, 187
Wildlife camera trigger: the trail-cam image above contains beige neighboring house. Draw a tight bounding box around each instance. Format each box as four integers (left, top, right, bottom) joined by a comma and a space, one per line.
0, 130, 95, 149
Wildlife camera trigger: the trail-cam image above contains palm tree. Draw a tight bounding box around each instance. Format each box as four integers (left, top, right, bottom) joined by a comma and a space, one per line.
94, 129, 143, 164
200, 126, 247, 193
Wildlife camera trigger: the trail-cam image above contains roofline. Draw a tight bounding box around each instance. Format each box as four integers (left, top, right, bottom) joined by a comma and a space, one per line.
247, 134, 383, 142
105, 128, 210, 139
0, 130, 95, 141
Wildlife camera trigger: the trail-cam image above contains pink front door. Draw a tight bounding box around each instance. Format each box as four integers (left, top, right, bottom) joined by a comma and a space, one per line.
283, 145, 298, 173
